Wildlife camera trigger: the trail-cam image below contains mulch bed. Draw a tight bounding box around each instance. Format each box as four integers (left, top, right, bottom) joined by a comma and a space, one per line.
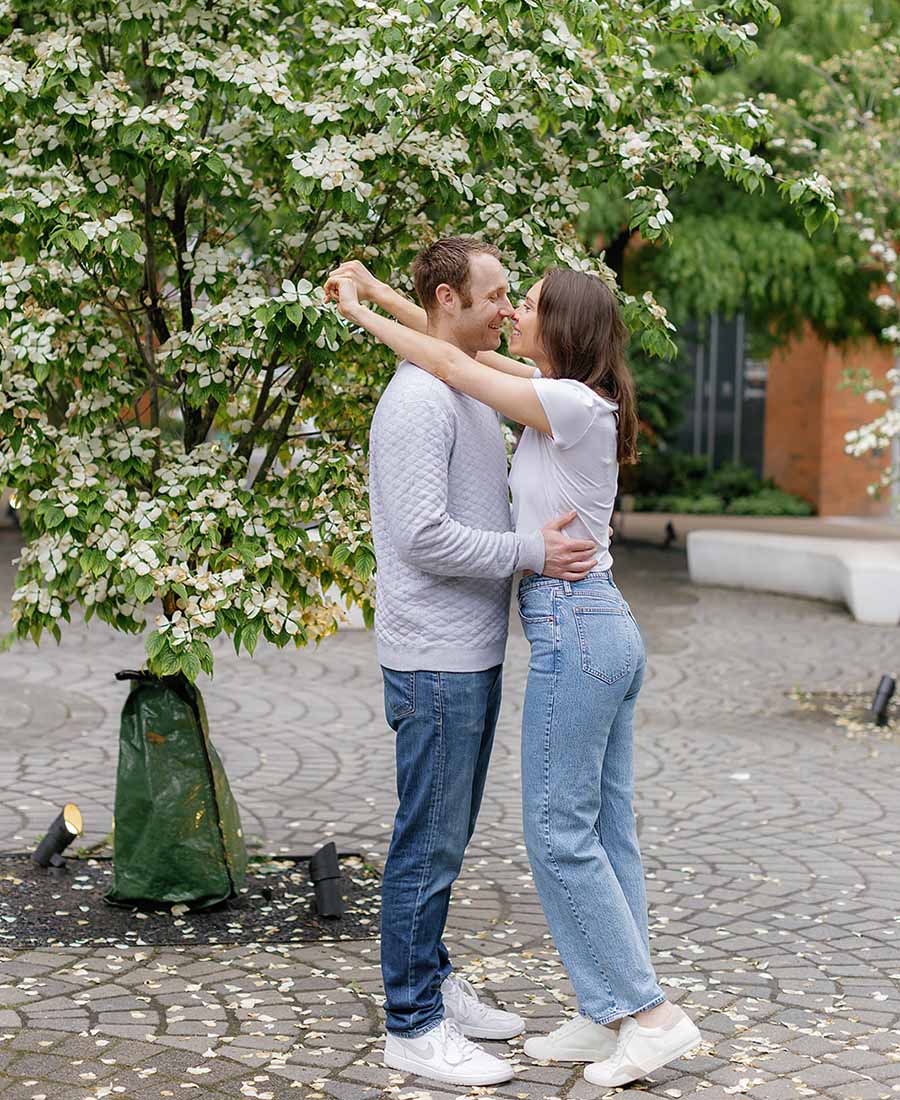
791, 686, 898, 740
0, 854, 381, 948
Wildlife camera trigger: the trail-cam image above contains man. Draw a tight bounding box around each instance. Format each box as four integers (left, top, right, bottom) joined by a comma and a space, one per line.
328, 239, 596, 1088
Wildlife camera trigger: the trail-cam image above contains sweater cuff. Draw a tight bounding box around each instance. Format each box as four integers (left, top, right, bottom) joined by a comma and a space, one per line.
516, 529, 546, 575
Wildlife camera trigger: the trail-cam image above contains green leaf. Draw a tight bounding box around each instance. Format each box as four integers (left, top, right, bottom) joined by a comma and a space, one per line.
43, 505, 66, 529
134, 575, 155, 602
242, 616, 262, 656
155, 649, 181, 677
285, 302, 305, 326
119, 229, 143, 257
180, 651, 202, 682
194, 640, 215, 676
355, 549, 376, 579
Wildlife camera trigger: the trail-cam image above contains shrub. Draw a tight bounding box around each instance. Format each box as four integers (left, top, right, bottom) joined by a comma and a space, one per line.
655, 493, 725, 514
707, 461, 765, 502
726, 489, 814, 516
625, 450, 711, 498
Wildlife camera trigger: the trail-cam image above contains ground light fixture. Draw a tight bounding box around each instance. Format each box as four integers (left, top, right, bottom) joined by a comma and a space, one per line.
866, 675, 896, 727
309, 841, 344, 919
32, 802, 83, 868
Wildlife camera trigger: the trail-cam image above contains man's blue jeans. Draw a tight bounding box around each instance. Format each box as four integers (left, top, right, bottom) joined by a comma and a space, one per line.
380, 665, 502, 1037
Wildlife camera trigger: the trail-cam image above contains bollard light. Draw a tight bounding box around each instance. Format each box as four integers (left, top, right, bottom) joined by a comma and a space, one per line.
866, 675, 896, 727
309, 842, 344, 919
32, 803, 83, 868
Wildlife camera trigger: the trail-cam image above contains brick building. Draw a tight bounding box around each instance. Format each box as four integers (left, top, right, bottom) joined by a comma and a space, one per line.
675, 314, 895, 517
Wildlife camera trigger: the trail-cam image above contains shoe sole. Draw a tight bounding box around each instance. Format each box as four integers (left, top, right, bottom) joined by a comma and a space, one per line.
460, 1021, 525, 1041
584, 1028, 702, 1087
524, 1045, 613, 1063
384, 1050, 514, 1086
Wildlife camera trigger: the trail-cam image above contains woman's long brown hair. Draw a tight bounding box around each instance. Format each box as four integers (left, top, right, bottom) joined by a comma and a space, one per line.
536, 268, 639, 464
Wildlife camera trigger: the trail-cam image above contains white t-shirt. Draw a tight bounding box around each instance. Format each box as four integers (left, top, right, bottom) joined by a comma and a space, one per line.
509, 375, 619, 572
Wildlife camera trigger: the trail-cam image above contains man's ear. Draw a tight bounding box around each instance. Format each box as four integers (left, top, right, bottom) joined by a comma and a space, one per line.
434, 283, 456, 313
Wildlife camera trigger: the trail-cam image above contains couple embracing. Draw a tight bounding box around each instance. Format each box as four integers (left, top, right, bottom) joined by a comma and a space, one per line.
324, 238, 700, 1090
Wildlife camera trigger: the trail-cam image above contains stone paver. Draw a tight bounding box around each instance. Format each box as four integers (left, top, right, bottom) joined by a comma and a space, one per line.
1, 529, 899, 1099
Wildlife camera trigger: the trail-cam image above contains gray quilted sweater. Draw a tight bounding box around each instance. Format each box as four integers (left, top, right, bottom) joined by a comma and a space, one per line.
369, 361, 546, 672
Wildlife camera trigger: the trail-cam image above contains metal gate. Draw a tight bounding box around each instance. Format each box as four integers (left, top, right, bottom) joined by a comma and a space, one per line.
674, 313, 767, 475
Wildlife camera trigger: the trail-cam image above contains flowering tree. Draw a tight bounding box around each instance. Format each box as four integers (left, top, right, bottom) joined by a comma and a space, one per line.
0, 0, 837, 682
763, 31, 900, 504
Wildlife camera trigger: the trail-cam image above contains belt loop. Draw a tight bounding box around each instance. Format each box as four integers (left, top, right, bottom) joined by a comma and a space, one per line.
562, 580, 572, 597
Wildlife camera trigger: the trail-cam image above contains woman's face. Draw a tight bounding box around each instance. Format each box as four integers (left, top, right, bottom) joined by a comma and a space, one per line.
508, 280, 545, 369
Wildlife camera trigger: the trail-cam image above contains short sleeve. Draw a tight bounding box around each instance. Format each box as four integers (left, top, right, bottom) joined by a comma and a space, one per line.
531, 377, 610, 449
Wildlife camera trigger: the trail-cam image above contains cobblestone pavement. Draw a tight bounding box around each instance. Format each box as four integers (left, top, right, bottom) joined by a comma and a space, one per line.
1, 530, 899, 1100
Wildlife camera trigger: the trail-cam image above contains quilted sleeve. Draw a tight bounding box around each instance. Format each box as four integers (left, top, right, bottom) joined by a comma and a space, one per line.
374, 395, 544, 578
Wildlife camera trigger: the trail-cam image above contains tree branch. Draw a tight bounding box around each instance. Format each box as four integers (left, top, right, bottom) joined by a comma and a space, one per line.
371, 199, 430, 246
250, 361, 315, 486
235, 355, 284, 461
286, 199, 329, 283
139, 38, 171, 348
171, 184, 194, 332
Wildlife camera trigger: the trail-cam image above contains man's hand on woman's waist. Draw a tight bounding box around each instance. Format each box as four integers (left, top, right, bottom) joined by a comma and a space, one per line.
539, 511, 597, 581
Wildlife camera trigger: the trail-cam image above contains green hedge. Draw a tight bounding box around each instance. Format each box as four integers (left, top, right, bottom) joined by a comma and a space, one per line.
627, 456, 814, 516
725, 489, 813, 516
652, 493, 725, 514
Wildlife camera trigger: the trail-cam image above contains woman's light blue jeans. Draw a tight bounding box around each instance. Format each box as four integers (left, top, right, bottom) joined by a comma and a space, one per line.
518, 569, 665, 1024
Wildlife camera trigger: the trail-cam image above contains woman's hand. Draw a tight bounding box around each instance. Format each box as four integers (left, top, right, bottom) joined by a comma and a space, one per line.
324, 275, 364, 321
326, 260, 429, 334
327, 260, 385, 303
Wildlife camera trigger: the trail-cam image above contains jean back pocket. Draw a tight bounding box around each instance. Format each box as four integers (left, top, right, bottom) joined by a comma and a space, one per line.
572, 603, 634, 684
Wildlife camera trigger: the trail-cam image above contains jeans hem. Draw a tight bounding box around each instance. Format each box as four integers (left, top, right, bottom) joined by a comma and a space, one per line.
587, 992, 667, 1026
387, 1013, 444, 1040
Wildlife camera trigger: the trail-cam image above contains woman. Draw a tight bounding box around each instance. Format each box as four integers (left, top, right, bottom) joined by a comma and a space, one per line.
326, 264, 700, 1088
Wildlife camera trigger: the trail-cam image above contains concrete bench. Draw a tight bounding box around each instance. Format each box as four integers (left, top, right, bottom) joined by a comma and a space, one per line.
686, 530, 900, 625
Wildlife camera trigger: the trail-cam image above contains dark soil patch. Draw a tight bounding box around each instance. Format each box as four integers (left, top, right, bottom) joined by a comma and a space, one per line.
0, 854, 380, 948
791, 687, 899, 739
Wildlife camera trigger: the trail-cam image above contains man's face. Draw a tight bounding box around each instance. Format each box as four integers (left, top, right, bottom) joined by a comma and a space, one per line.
443, 252, 514, 353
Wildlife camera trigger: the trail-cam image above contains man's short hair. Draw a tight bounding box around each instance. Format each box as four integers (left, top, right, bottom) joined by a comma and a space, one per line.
412, 237, 502, 313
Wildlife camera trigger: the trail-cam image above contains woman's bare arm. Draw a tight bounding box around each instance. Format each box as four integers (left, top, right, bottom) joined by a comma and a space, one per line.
326, 260, 536, 378
326, 261, 428, 332
327, 277, 551, 435
475, 349, 537, 378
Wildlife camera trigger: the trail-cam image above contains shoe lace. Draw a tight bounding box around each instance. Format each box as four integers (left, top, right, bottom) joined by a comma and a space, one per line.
446, 975, 492, 1019
553, 1015, 586, 1039
441, 1019, 483, 1066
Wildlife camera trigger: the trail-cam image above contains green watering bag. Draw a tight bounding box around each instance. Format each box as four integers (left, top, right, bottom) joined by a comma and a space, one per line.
106, 671, 247, 909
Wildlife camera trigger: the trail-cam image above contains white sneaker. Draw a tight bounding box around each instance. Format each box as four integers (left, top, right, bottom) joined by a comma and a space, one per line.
523, 1014, 617, 1062
384, 1018, 515, 1086
442, 973, 525, 1040
583, 1008, 701, 1087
